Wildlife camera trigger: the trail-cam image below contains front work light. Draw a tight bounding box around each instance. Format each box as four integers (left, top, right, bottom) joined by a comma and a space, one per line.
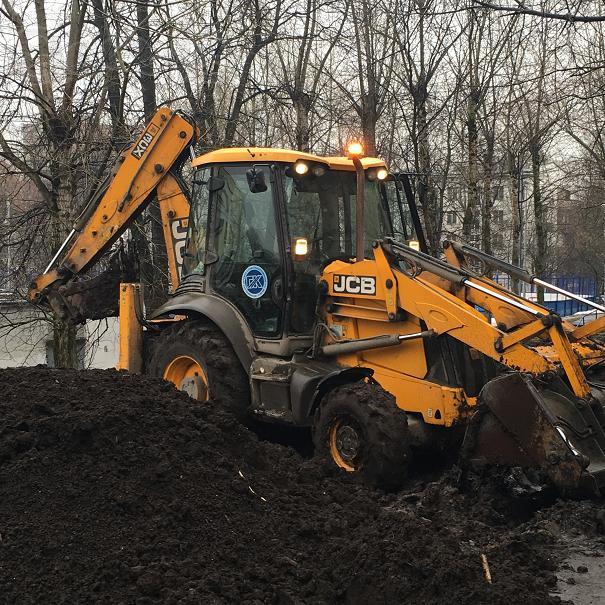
294, 161, 309, 175
367, 167, 389, 181
293, 237, 309, 260
409, 240, 420, 251
311, 164, 326, 177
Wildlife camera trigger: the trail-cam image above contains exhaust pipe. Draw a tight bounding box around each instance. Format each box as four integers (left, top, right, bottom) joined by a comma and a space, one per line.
354, 156, 365, 262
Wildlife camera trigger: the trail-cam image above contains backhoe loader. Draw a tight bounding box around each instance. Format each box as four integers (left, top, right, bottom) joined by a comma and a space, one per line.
29, 107, 605, 494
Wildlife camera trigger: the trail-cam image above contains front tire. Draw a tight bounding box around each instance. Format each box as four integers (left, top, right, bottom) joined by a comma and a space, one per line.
313, 380, 410, 490
147, 319, 249, 420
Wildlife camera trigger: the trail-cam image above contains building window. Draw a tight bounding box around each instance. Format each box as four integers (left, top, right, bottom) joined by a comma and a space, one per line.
493, 209, 504, 224
492, 186, 504, 200
448, 187, 460, 202
557, 188, 571, 203
446, 211, 457, 225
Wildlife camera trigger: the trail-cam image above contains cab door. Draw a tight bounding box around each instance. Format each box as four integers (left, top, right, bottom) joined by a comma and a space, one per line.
206, 164, 285, 338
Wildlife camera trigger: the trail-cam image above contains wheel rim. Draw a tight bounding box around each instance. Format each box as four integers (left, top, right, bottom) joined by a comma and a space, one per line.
329, 418, 362, 472
163, 355, 209, 401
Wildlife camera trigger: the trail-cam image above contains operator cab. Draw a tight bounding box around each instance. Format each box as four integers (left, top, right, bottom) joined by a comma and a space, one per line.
181, 147, 420, 342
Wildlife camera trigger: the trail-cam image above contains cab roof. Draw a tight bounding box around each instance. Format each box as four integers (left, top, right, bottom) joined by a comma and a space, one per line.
191, 147, 387, 171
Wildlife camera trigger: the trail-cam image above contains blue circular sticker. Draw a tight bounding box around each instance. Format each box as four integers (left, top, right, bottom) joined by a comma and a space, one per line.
241, 265, 268, 299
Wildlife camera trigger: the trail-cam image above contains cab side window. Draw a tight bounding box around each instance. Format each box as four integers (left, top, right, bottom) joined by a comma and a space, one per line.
183, 168, 210, 276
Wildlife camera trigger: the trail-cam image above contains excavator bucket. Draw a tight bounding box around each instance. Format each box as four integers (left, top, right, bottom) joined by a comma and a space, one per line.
464, 373, 605, 496
46, 247, 138, 323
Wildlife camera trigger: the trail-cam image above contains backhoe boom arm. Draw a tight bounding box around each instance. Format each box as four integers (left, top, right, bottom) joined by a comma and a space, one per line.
29, 107, 197, 317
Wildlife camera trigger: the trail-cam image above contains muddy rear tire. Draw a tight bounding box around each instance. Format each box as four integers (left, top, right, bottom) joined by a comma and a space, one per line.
147, 319, 249, 420
313, 380, 410, 491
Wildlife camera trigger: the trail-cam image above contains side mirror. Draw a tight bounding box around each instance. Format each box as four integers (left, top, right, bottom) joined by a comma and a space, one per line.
246, 167, 268, 193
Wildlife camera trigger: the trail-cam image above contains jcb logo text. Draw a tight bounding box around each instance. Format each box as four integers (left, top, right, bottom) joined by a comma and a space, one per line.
333, 275, 376, 295
131, 131, 155, 159
171, 218, 188, 273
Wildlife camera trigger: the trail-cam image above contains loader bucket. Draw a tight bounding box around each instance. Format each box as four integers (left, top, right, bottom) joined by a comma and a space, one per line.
463, 373, 605, 496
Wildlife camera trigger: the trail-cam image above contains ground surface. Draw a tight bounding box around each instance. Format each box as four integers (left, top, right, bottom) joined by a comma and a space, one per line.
0, 367, 603, 604
556, 537, 605, 604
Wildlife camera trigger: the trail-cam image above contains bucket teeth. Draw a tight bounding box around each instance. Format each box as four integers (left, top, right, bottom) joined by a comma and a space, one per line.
463, 373, 605, 496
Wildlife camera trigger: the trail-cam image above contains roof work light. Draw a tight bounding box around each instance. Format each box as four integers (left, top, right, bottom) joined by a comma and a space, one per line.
294, 161, 309, 175
346, 141, 364, 158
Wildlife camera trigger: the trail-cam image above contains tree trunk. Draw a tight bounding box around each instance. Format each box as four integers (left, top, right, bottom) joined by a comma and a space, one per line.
294, 92, 311, 152
92, 0, 126, 140
463, 91, 479, 242
136, 1, 157, 121
50, 166, 78, 367
415, 82, 440, 254
360, 93, 377, 157
508, 151, 521, 294
136, 0, 168, 309
481, 134, 495, 259
53, 316, 77, 368
530, 142, 547, 303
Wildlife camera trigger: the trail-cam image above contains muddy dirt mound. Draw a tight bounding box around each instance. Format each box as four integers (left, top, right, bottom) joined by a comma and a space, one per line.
0, 367, 567, 604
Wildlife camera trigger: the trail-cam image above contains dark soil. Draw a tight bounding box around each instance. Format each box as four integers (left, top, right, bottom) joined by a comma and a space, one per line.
58, 247, 138, 322
0, 367, 601, 604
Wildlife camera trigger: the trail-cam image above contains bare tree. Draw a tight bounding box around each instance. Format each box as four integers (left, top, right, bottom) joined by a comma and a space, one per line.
520, 20, 561, 300
0, 0, 94, 366
273, 0, 348, 151
459, 6, 515, 244
390, 0, 465, 253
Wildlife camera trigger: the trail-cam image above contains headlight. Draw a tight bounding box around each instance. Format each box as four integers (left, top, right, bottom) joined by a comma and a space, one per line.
292, 237, 309, 260
294, 161, 309, 175
367, 167, 388, 181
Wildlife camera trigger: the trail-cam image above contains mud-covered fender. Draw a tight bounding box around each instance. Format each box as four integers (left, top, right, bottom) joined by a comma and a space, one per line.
290, 361, 374, 425
150, 290, 254, 371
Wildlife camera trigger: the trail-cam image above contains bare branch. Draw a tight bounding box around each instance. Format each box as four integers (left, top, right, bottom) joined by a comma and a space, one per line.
471, 1, 605, 23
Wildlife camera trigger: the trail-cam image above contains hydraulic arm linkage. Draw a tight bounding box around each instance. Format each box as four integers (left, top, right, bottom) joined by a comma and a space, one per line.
443, 239, 605, 341
381, 237, 603, 397
29, 107, 198, 321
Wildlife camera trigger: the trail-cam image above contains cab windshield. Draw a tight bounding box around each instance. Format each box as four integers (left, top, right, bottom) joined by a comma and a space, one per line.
283, 169, 392, 262
382, 176, 421, 247
283, 168, 392, 333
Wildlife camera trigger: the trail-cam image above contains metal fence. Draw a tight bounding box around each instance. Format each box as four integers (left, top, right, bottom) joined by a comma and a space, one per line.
493, 274, 597, 317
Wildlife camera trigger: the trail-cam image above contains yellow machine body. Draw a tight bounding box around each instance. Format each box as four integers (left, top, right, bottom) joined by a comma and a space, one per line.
29, 106, 605, 495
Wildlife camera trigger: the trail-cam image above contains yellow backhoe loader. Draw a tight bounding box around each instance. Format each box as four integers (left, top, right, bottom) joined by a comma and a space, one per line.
30, 107, 605, 494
